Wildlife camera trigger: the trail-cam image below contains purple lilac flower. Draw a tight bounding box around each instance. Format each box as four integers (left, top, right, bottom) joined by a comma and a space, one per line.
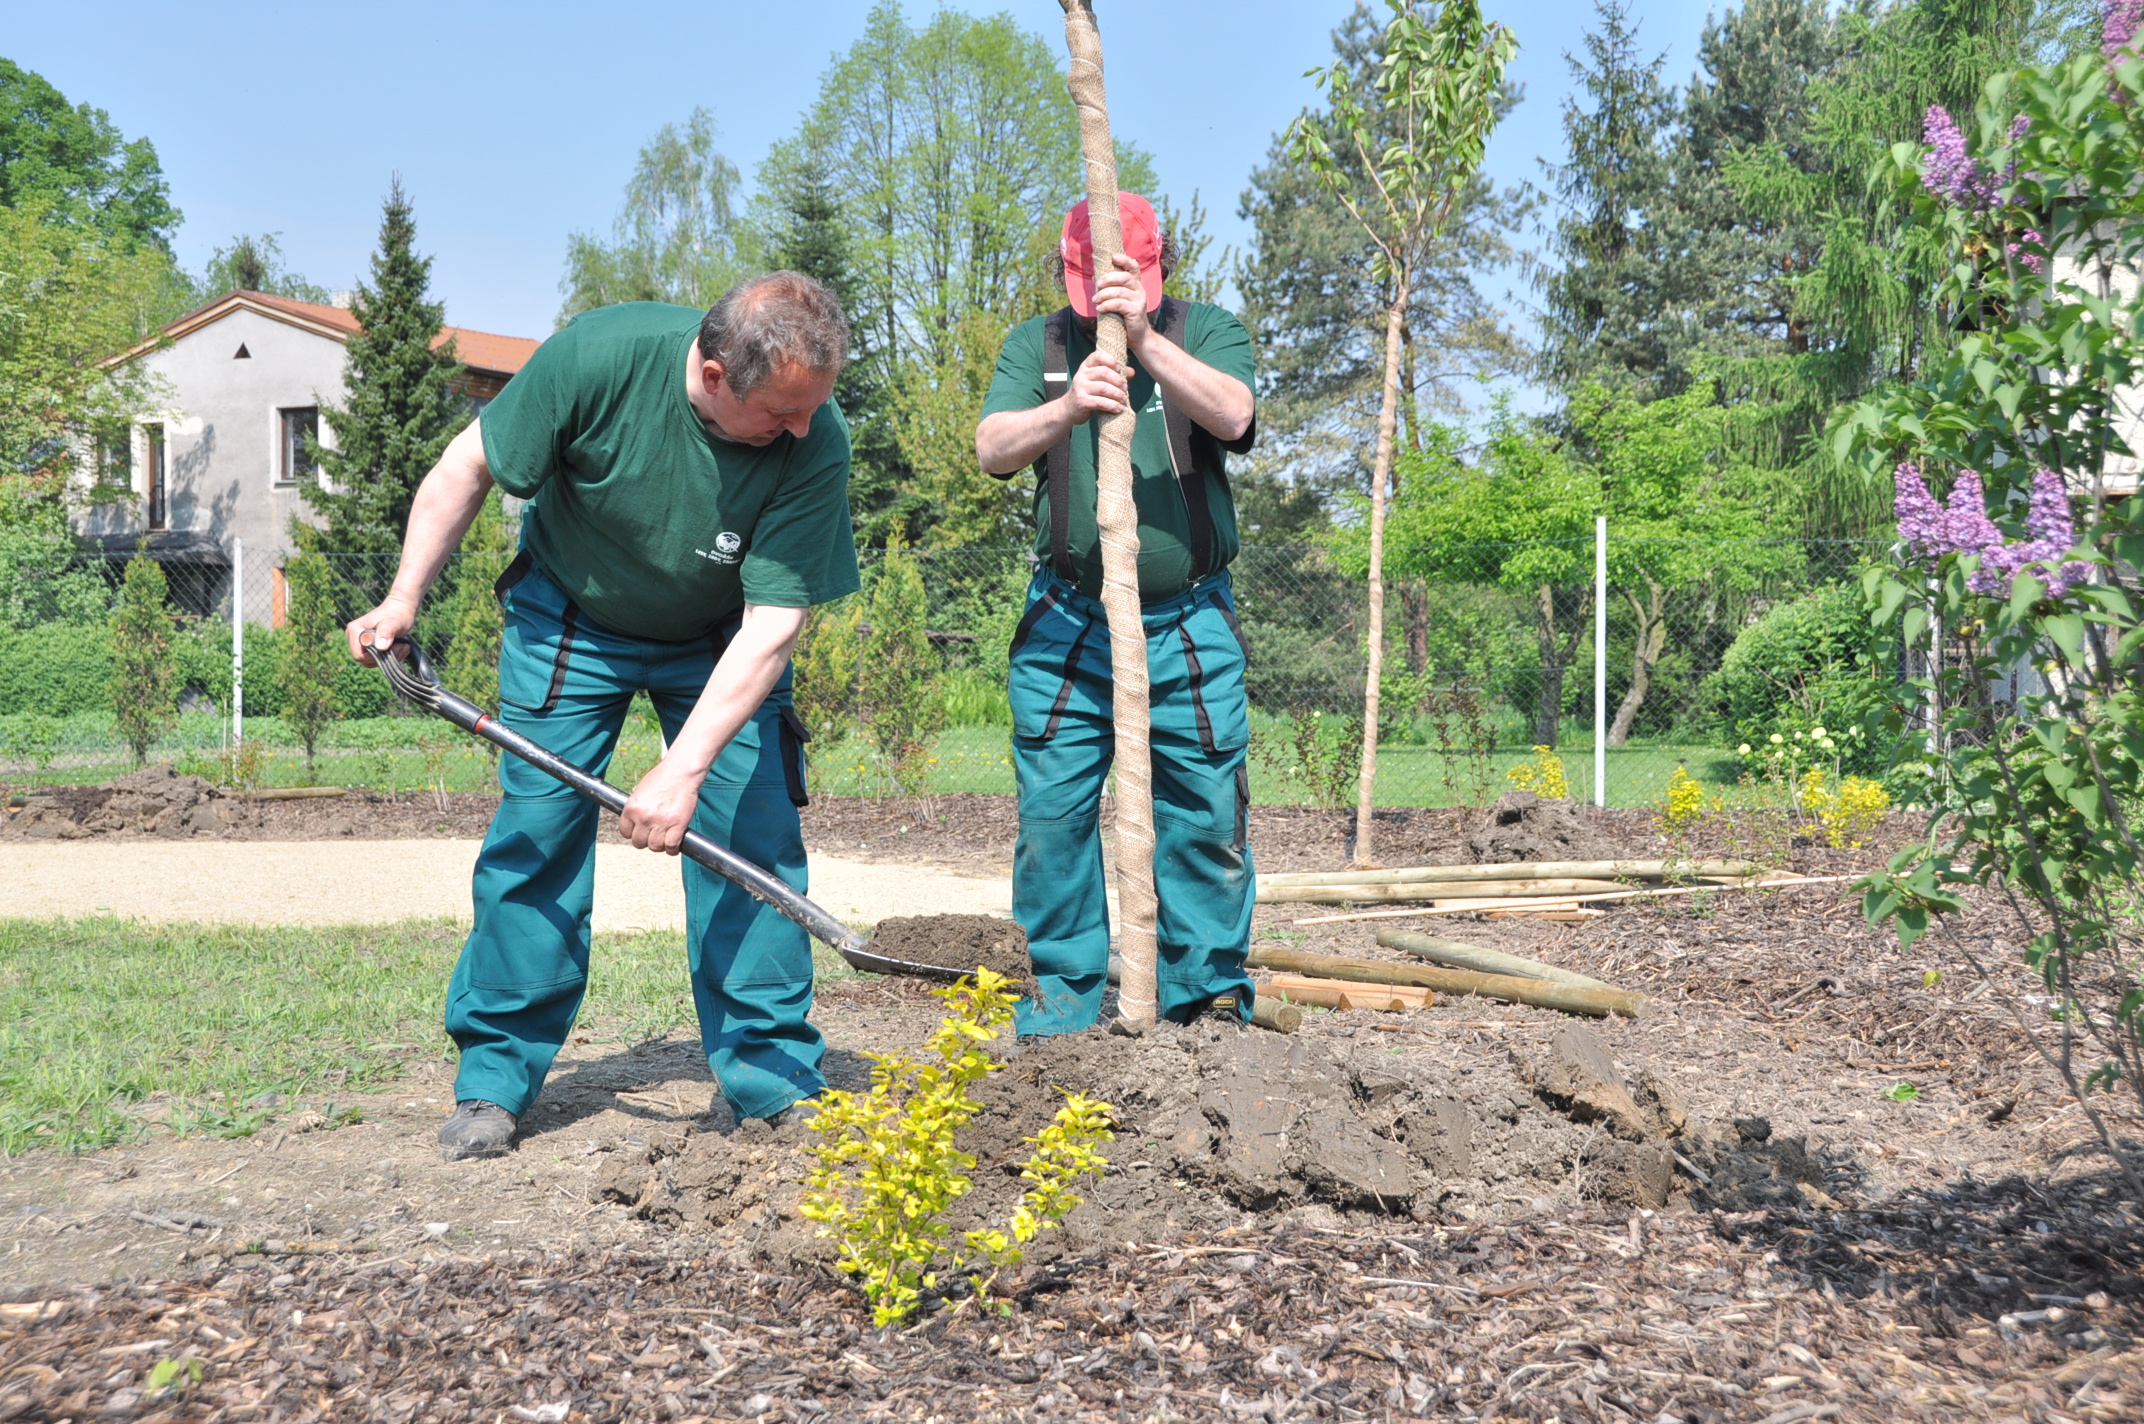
2107, 0, 2143, 57
1895, 463, 1942, 552
2007, 228, 2046, 275
1922, 105, 2004, 210
1896, 464, 2091, 596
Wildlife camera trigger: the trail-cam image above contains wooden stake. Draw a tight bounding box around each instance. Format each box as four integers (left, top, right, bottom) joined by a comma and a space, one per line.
1291, 873, 1855, 925
1243, 945, 1646, 1019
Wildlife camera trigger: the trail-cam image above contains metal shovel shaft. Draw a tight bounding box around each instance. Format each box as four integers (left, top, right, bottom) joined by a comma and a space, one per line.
369, 639, 960, 982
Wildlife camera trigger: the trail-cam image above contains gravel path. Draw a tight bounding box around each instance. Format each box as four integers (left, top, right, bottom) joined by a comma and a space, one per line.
0, 840, 1013, 929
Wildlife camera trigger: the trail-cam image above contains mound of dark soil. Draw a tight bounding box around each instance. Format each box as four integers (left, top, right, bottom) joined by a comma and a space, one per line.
596, 1014, 1816, 1273
1467, 789, 1624, 863
868, 914, 1032, 988
2, 765, 255, 840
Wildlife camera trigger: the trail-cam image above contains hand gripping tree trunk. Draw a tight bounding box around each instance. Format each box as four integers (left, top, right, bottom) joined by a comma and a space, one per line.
1058, 0, 1159, 1030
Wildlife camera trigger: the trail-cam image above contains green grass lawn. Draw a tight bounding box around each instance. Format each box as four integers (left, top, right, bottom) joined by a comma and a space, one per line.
0, 917, 860, 1156
13, 712, 1742, 810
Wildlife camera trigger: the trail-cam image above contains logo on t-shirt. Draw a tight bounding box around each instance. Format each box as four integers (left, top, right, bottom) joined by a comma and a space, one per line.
696, 532, 743, 565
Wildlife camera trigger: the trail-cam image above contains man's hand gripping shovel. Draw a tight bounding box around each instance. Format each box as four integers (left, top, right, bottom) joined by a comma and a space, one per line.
360, 631, 961, 983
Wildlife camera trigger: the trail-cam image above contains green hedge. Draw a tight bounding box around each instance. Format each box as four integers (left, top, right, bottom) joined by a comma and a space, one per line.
1707, 586, 1903, 773
0, 621, 390, 720
0, 623, 112, 716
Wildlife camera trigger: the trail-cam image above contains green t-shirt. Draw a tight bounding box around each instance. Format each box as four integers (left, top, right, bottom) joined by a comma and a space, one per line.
479, 302, 860, 642
981, 302, 1256, 601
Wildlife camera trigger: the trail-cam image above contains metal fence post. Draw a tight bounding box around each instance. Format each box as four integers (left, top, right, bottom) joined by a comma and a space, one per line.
231, 537, 244, 750
1594, 516, 1607, 808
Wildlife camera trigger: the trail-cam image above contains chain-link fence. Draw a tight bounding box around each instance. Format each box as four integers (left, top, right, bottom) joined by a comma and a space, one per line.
0, 537, 1911, 808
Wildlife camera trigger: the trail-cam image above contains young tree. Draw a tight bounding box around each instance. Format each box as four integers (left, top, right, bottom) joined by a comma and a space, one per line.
303, 179, 469, 568
277, 550, 341, 780
440, 492, 514, 715
858, 535, 943, 798
109, 553, 178, 766
559, 109, 743, 320
1288, 0, 1517, 867
1055, 0, 1163, 1027
1242, 6, 1527, 470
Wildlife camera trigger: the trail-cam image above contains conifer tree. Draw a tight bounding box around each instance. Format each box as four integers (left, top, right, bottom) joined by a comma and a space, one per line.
107, 552, 178, 767
440, 492, 513, 716
277, 550, 342, 780
302, 179, 467, 572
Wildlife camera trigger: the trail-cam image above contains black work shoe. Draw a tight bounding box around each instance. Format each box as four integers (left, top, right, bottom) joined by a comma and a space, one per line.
438, 1100, 518, 1161
767, 1096, 822, 1130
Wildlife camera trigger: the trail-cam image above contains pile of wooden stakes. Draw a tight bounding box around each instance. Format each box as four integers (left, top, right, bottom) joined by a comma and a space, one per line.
1249, 930, 1645, 1020
1256, 859, 1852, 925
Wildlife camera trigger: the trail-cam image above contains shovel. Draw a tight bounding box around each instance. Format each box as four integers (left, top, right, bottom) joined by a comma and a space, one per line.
364, 635, 963, 983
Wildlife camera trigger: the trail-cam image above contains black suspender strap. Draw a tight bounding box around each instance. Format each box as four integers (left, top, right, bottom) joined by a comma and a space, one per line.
1040, 298, 1216, 586
1041, 308, 1077, 581
1153, 297, 1215, 582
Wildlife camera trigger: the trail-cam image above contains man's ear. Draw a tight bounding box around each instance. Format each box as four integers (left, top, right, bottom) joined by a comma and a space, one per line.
701, 358, 729, 394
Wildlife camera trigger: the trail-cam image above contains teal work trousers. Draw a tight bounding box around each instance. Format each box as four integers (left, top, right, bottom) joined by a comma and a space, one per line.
444, 560, 822, 1122
1007, 568, 1256, 1034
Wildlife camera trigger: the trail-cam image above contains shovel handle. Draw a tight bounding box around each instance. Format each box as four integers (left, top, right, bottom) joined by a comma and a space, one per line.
364, 634, 948, 979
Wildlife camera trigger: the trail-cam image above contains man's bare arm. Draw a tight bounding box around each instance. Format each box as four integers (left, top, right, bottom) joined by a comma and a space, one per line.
345, 419, 494, 663
615, 604, 808, 854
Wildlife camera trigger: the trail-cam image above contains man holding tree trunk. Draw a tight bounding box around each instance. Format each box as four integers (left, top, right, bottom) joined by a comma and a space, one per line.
975, 193, 1259, 1036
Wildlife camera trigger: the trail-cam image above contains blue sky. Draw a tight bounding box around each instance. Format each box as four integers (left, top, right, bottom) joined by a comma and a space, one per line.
12, 0, 1721, 347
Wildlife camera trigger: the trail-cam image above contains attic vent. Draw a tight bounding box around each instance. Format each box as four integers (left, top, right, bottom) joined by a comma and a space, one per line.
234, 343, 252, 360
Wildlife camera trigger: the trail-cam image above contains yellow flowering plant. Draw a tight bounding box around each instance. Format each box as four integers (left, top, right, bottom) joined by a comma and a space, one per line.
797, 967, 1113, 1326
1506, 744, 1570, 800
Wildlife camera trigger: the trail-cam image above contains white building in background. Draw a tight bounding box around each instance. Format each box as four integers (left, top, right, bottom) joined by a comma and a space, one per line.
81, 290, 537, 613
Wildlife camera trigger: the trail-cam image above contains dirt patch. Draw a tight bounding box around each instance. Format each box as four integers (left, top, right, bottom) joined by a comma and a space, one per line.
3, 765, 256, 840
6, 1184, 2143, 1424
868, 913, 1032, 987
4, 772, 498, 841
592, 1012, 1824, 1281
1467, 788, 1625, 863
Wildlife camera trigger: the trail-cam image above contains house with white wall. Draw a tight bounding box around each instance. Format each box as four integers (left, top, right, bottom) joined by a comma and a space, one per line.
83, 290, 537, 612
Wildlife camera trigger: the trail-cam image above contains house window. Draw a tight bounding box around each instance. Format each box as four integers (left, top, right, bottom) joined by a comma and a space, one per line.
145, 424, 167, 531
94, 425, 132, 491
279, 407, 319, 484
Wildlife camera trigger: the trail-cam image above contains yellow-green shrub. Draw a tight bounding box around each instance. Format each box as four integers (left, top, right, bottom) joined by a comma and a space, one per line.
799, 967, 1112, 1325
1506, 744, 1569, 800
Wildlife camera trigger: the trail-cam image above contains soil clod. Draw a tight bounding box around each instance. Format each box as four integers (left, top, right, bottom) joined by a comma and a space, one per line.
866, 913, 1032, 986
1468, 788, 1622, 863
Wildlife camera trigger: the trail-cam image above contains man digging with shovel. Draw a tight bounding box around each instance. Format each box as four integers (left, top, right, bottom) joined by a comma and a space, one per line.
975, 194, 1260, 1037
347, 275, 858, 1160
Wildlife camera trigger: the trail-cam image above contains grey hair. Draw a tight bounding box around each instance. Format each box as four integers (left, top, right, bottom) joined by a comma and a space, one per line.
698, 271, 849, 395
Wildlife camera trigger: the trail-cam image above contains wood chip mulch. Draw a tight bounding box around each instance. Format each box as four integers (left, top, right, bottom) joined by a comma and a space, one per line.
6, 1171, 2138, 1424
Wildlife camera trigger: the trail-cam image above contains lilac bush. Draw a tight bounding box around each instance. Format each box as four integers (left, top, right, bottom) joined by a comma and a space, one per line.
2107, 0, 2142, 58
1893, 463, 2088, 595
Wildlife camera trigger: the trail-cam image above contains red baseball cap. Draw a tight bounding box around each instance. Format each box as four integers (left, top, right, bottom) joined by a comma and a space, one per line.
1061, 192, 1164, 319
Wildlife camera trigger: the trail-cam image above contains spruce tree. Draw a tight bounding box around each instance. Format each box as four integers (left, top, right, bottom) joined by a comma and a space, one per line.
277, 550, 342, 780
303, 178, 467, 574
767, 167, 915, 544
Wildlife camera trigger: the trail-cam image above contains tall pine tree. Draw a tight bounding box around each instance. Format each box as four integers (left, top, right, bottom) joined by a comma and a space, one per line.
1533, 0, 1681, 396
302, 178, 467, 568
